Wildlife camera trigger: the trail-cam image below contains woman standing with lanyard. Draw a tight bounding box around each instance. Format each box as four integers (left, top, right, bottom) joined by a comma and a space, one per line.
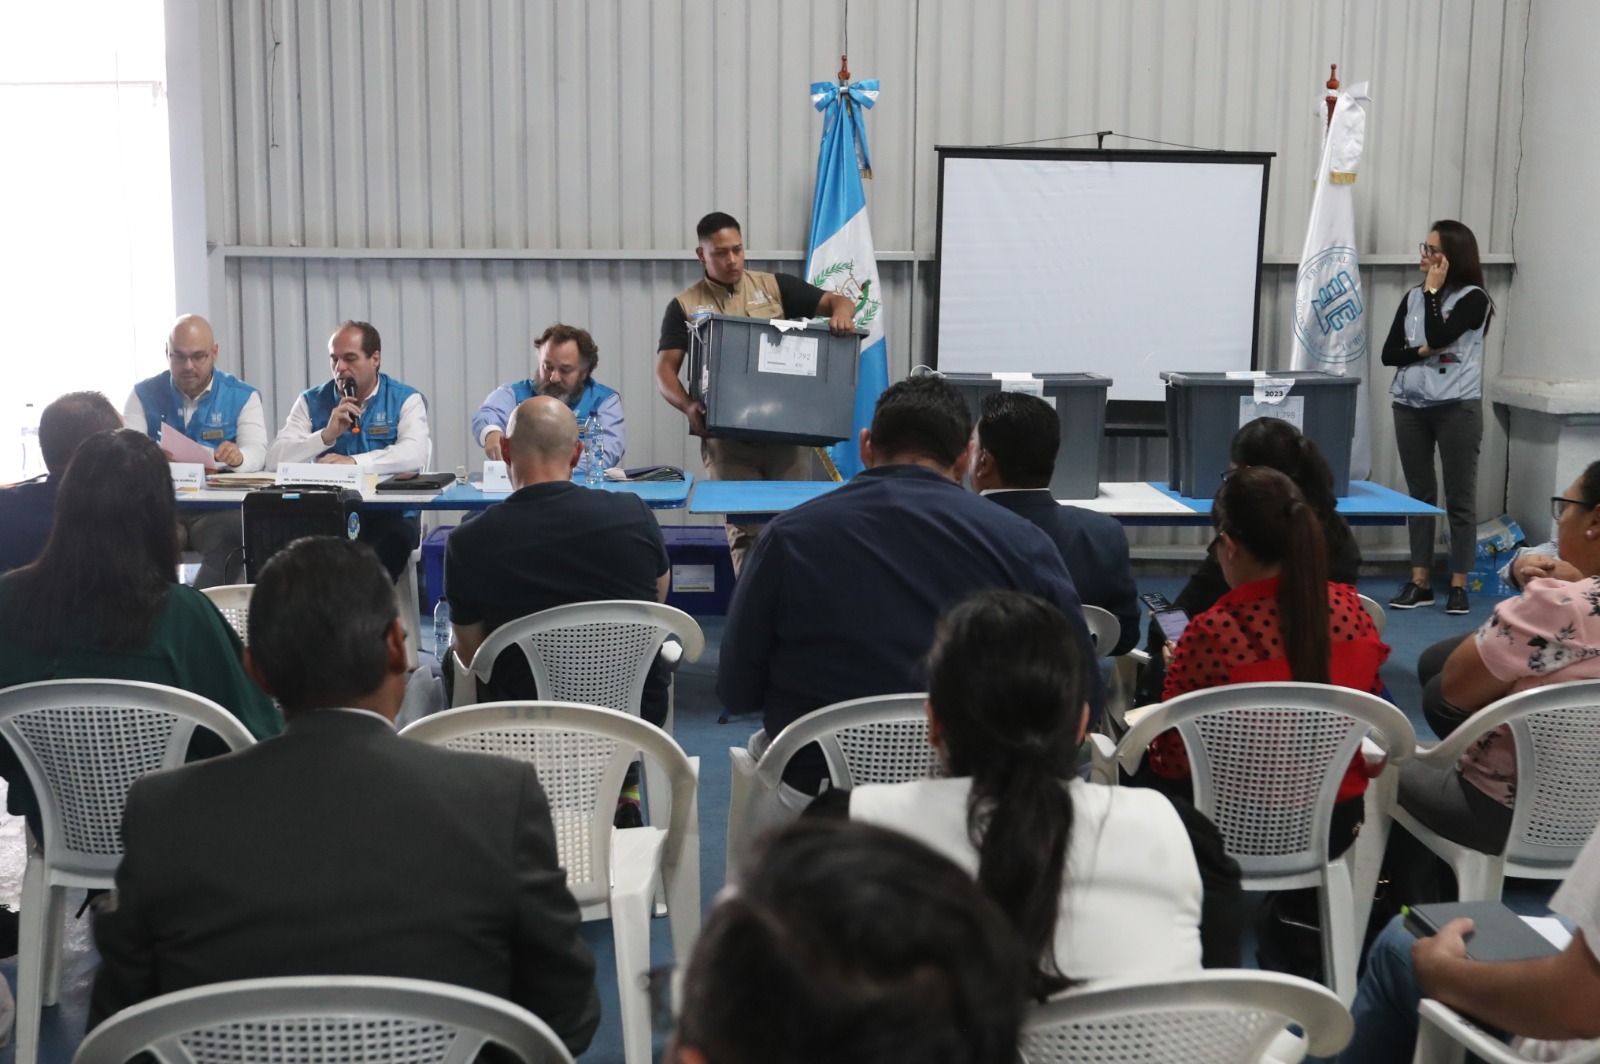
1384, 220, 1493, 616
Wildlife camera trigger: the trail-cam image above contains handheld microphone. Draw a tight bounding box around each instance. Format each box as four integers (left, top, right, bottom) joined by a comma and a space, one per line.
341, 377, 361, 433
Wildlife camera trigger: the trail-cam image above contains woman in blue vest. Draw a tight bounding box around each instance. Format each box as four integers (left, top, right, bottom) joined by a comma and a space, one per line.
1383, 220, 1494, 617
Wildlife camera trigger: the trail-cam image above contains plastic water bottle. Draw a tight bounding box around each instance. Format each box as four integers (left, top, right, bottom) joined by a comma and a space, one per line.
18, 403, 42, 480
583, 412, 603, 486
433, 599, 452, 666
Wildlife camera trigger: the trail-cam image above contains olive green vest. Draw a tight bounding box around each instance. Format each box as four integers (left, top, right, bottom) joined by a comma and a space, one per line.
674, 270, 786, 321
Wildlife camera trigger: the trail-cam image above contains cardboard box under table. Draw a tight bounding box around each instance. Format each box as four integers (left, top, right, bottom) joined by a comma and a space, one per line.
1162, 370, 1361, 497
941, 372, 1112, 500
687, 313, 863, 445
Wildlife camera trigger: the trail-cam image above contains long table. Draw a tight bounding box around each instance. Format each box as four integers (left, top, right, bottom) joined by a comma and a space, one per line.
687, 479, 1442, 526
173, 474, 695, 512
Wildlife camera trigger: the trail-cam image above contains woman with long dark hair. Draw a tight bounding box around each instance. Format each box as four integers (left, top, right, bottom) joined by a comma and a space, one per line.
0, 430, 281, 827
1137, 417, 1361, 704
1384, 219, 1493, 616
1153, 467, 1390, 826
813, 590, 1241, 997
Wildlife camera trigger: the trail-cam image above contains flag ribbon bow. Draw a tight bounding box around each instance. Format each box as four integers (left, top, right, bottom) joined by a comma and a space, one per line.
809, 79, 879, 177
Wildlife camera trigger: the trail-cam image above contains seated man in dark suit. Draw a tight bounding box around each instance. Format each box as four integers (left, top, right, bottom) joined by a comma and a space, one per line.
446, 395, 671, 826
719, 374, 1100, 816
972, 391, 1140, 656
89, 536, 600, 1056
0, 392, 122, 574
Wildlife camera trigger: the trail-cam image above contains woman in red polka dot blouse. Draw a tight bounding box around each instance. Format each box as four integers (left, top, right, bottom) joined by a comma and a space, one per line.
1148, 466, 1391, 853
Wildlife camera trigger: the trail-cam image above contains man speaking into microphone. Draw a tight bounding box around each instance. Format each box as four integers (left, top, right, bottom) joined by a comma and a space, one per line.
266, 320, 431, 579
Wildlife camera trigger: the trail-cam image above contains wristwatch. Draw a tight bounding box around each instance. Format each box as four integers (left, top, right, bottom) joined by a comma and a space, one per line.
1425, 286, 1440, 295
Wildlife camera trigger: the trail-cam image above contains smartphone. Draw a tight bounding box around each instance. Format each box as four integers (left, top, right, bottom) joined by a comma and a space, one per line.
1139, 592, 1175, 614
1153, 608, 1190, 644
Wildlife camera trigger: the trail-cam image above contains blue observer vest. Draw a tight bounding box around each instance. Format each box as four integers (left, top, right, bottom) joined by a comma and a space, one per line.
134, 369, 257, 444
301, 373, 419, 456
509, 378, 617, 421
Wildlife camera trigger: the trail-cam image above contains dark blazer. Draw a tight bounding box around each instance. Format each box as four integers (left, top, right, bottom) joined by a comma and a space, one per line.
89, 709, 600, 1056
986, 490, 1141, 656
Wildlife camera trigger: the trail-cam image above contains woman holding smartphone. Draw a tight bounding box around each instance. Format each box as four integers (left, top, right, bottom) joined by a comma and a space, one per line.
1384, 220, 1493, 616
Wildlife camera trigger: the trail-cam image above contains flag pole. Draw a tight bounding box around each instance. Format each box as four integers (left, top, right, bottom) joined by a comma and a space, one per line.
1325, 64, 1339, 129
811, 51, 853, 482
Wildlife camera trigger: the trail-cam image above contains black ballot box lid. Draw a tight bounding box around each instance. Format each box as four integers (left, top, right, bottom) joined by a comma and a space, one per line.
687, 314, 864, 446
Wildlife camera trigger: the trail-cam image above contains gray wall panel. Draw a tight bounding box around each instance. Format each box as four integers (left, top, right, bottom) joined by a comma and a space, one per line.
208, 0, 1527, 541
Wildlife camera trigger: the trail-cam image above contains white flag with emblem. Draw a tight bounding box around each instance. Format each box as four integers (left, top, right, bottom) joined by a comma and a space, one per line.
1292, 81, 1373, 480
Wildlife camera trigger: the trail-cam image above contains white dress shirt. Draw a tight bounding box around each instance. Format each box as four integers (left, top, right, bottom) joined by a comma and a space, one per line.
266, 383, 430, 474
123, 384, 268, 473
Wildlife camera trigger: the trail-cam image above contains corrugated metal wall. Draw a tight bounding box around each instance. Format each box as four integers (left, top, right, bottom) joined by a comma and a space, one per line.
205, 0, 1528, 542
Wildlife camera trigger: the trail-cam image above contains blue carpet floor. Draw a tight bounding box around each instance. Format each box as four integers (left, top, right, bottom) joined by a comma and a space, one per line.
7, 575, 1557, 1064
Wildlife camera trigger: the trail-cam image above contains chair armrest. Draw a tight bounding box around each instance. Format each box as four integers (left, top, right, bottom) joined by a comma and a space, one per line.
1412, 1000, 1523, 1064
1088, 733, 1118, 786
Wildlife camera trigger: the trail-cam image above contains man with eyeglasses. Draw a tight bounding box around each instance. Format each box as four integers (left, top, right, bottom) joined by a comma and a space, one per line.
470, 323, 625, 467
124, 314, 266, 588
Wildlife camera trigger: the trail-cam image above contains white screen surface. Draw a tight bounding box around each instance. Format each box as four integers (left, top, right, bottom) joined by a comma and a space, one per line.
935, 153, 1269, 403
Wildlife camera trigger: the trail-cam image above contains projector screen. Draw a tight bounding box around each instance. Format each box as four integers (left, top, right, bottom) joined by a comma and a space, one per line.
934, 149, 1272, 417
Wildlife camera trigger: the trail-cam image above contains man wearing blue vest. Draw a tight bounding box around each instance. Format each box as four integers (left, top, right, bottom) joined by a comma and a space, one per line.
266, 320, 431, 579
470, 323, 624, 468
124, 314, 267, 588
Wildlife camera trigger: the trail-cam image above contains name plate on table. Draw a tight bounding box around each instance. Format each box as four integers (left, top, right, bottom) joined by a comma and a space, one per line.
481, 461, 513, 492
276, 463, 363, 490
169, 463, 206, 491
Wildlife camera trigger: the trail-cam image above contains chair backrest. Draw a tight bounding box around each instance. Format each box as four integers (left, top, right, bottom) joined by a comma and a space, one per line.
1111, 683, 1415, 878
201, 584, 255, 644
400, 701, 697, 913
1433, 680, 1600, 871
755, 694, 936, 790
463, 601, 704, 714
71, 975, 574, 1064
1357, 594, 1387, 636
1020, 970, 1353, 1063
0, 680, 257, 880
1081, 605, 1120, 659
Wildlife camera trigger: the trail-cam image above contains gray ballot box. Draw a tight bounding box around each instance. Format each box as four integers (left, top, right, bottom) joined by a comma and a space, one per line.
941, 372, 1112, 500
687, 313, 863, 446
1162, 370, 1361, 497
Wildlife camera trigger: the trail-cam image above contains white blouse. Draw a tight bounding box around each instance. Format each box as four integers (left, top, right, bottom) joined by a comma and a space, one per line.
850, 776, 1204, 982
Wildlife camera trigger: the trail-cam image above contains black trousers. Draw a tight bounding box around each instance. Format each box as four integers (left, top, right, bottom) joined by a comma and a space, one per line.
358, 512, 420, 582
1392, 399, 1482, 575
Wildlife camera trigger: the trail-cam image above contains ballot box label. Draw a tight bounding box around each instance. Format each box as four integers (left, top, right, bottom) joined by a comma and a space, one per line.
1239, 394, 1305, 432
672, 564, 716, 593
757, 333, 820, 377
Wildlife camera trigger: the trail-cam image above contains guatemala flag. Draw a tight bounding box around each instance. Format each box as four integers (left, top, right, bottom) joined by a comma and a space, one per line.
806, 78, 886, 481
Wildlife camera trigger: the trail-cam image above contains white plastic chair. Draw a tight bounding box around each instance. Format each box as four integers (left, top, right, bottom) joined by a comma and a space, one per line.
1358, 594, 1388, 637
72, 975, 574, 1064
0, 679, 258, 1064
726, 693, 931, 884
1082, 604, 1121, 659
400, 701, 700, 1064
1393, 679, 1600, 901
1088, 682, 1416, 1005
200, 583, 254, 644
449, 601, 705, 827
1021, 969, 1353, 1064
1411, 997, 1600, 1064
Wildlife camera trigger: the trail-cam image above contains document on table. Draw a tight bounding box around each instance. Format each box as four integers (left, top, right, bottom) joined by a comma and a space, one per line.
160, 423, 218, 471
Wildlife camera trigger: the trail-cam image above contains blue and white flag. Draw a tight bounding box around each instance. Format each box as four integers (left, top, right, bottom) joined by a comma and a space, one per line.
806, 78, 885, 480
1292, 81, 1373, 480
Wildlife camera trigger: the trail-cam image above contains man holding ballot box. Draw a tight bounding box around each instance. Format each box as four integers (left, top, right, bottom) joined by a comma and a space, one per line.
125, 314, 266, 587
656, 211, 857, 575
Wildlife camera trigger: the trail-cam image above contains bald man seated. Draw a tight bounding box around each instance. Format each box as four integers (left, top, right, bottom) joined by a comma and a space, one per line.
125, 315, 267, 587
443, 396, 671, 726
